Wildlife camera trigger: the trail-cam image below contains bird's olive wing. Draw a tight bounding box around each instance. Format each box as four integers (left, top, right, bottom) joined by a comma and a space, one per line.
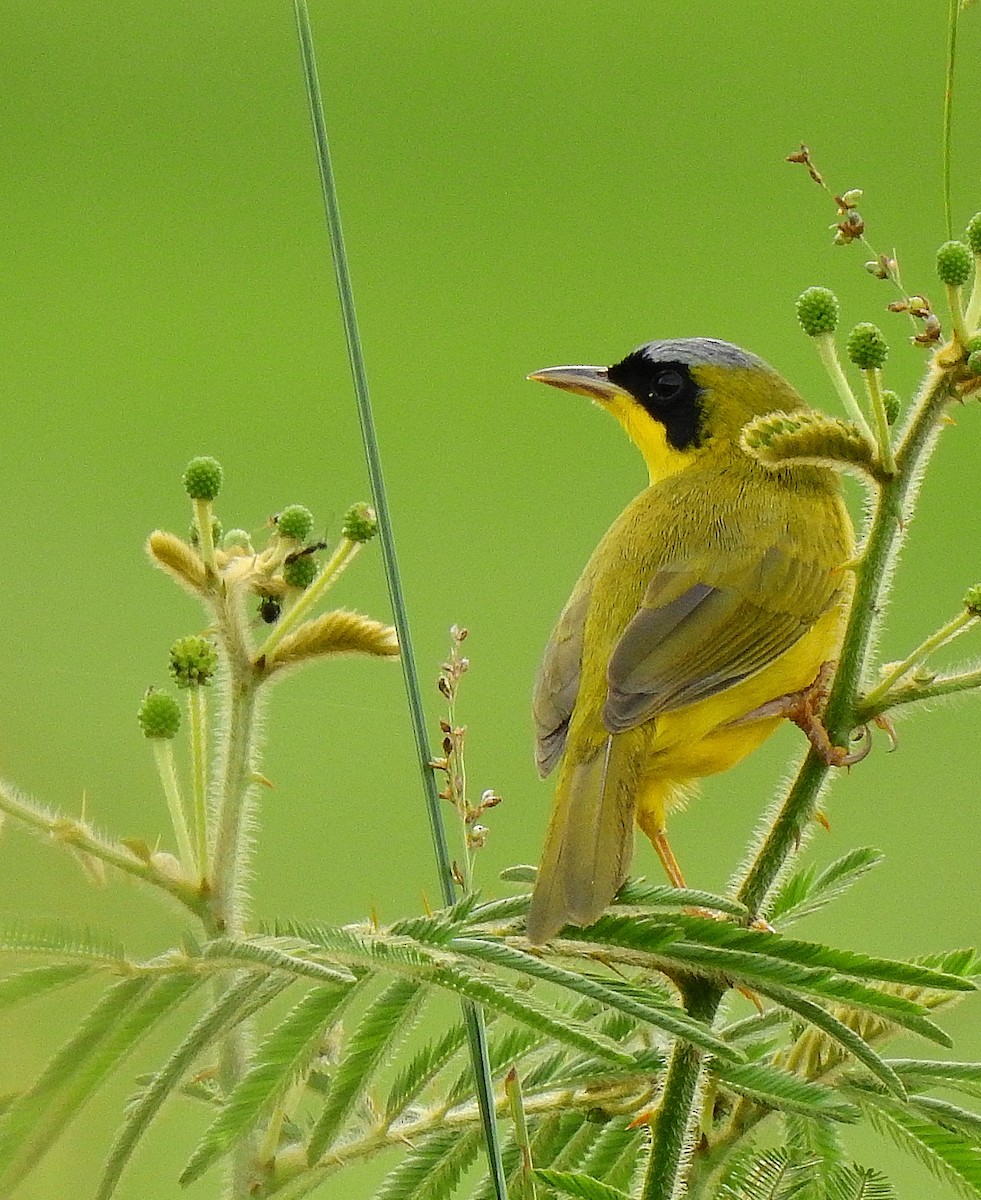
603, 543, 839, 733
533, 586, 591, 777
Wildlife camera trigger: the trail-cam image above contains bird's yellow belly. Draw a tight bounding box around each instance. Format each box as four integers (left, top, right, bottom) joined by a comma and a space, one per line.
635, 604, 843, 832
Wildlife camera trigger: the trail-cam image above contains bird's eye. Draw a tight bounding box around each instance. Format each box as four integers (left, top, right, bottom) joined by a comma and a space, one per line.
649, 369, 686, 403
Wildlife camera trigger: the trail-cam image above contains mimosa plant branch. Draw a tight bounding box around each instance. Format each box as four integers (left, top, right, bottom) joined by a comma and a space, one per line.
861, 600, 980, 713
640, 977, 721, 1200
0, 777, 208, 918
208, 662, 261, 939
860, 663, 981, 719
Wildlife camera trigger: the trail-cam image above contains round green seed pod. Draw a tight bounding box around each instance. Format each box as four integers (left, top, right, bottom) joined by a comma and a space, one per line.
169, 636, 219, 689
223, 528, 253, 552
277, 504, 314, 542
342, 502, 378, 544
968, 351, 981, 377
936, 240, 973, 287
138, 689, 181, 739
796, 287, 839, 336
283, 554, 318, 589
183, 456, 223, 501
966, 213, 981, 256
846, 323, 889, 370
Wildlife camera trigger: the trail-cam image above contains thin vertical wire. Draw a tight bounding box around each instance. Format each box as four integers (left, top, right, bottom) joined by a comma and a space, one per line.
291, 5, 507, 1196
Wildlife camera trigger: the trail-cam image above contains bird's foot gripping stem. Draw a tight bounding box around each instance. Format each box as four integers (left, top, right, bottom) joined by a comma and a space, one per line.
736, 661, 872, 767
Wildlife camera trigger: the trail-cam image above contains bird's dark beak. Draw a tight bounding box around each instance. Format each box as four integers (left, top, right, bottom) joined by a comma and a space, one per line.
527, 365, 630, 404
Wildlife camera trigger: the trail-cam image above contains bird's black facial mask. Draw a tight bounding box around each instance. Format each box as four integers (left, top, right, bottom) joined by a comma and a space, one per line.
607, 351, 704, 451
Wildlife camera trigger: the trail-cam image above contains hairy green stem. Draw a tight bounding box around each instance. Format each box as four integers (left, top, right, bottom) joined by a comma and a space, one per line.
860, 664, 981, 720
505, 1067, 538, 1200
209, 671, 259, 937
862, 608, 976, 710
946, 281, 971, 350
152, 739, 196, 874
641, 977, 722, 1200
686, 1095, 757, 1200
208, 645, 262, 1198
862, 367, 897, 476
189, 685, 210, 874
813, 332, 875, 442
193, 497, 217, 572
0, 778, 207, 917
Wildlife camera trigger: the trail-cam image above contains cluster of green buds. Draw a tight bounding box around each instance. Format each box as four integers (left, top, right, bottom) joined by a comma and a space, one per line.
147, 457, 392, 667
138, 457, 399, 880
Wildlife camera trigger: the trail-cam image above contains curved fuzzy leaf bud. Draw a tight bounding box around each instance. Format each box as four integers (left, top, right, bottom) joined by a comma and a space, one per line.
146, 530, 207, 593
741, 410, 877, 475
267, 609, 399, 669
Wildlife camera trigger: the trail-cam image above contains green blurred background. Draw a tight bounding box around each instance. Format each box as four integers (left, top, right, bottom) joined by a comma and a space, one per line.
1, 2, 979, 1196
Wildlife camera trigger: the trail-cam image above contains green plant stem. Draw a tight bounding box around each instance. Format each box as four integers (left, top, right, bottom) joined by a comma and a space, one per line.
641, 977, 721, 1200
193, 497, 217, 572
945, 282, 971, 349
862, 609, 976, 710
965, 254, 981, 330
189, 686, 210, 876
862, 367, 897, 476
292, 0, 454, 904
209, 671, 259, 938
0, 778, 208, 917
208, 655, 263, 1198
860, 664, 981, 720
152, 740, 197, 874
291, 5, 506, 1197
686, 1095, 757, 1200
737, 362, 952, 918
267, 1072, 647, 1199
813, 332, 875, 442
505, 1067, 538, 1200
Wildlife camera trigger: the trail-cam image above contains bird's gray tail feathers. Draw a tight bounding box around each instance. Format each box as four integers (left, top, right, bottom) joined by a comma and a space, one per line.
526, 734, 635, 944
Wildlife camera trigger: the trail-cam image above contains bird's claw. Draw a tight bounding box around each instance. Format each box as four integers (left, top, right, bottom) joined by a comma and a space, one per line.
736, 661, 873, 768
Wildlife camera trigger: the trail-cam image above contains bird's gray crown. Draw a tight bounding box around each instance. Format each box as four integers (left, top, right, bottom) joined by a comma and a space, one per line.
631, 338, 770, 372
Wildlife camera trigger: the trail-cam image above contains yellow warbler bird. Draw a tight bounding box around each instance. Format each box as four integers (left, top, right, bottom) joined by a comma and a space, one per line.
526, 338, 854, 945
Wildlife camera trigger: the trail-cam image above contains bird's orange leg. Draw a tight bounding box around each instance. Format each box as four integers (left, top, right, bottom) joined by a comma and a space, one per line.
636, 810, 687, 889
651, 829, 688, 890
